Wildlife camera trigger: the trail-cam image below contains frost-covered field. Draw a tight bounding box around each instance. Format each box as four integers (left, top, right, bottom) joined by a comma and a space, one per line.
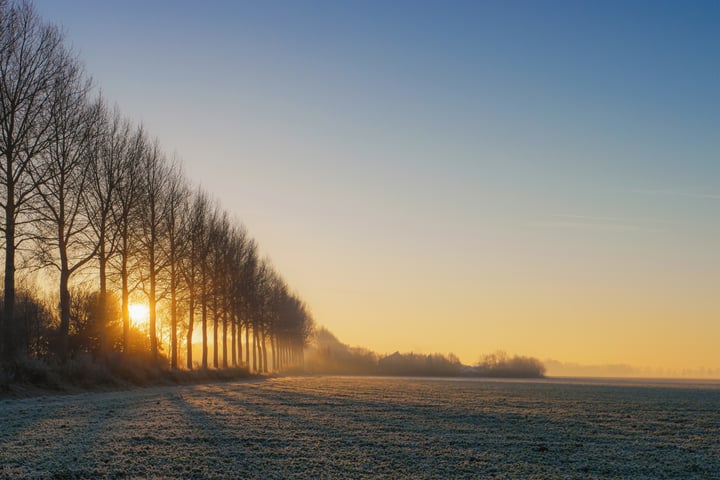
1, 376, 719, 479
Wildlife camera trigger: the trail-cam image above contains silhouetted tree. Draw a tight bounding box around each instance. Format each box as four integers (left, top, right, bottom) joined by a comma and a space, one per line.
89, 102, 131, 357
226, 224, 250, 367
137, 138, 168, 364
239, 238, 258, 368
29, 55, 96, 362
207, 207, 233, 369
275, 291, 312, 371
185, 188, 210, 369
111, 125, 144, 353
0, 1, 316, 379
160, 159, 189, 369
475, 351, 546, 378
248, 260, 270, 373
0, 0, 66, 361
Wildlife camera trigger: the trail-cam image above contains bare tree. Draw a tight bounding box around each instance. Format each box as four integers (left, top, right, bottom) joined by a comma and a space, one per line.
265, 270, 287, 372
160, 158, 189, 369
226, 224, 250, 367
240, 239, 258, 368
137, 138, 168, 364
250, 259, 277, 373
207, 206, 230, 369
276, 292, 313, 371
29, 56, 96, 361
0, 0, 66, 361
0, 0, 316, 376
111, 125, 144, 353
187, 189, 211, 369
89, 102, 131, 357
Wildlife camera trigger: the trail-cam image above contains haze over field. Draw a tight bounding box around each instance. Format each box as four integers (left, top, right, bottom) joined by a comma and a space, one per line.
33, 1, 720, 377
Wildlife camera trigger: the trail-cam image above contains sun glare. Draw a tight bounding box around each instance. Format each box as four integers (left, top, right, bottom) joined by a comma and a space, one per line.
129, 303, 149, 328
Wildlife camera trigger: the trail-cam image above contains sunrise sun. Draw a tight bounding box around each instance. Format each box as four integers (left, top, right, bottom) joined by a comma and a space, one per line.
128, 303, 149, 328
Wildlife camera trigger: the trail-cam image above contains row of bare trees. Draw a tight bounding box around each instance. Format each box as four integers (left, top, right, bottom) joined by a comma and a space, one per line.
0, 0, 312, 372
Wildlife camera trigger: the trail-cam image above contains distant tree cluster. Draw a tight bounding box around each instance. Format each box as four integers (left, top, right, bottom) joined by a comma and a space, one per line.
474, 351, 546, 378
378, 351, 463, 377
306, 329, 545, 378
0, 0, 313, 374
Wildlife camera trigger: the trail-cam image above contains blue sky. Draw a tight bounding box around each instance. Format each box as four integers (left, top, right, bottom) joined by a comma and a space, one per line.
34, 0, 720, 373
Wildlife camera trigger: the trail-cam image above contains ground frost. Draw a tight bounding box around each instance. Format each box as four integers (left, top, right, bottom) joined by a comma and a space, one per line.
1, 376, 719, 479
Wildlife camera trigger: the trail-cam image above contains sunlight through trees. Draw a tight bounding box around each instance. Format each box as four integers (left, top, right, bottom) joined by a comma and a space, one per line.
0, 0, 313, 373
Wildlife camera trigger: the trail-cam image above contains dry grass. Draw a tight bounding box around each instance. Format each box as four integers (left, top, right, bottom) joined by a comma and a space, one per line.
0, 355, 252, 398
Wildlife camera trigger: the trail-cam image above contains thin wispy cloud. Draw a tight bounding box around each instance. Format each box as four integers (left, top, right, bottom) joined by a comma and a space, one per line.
632, 188, 720, 200
527, 214, 668, 233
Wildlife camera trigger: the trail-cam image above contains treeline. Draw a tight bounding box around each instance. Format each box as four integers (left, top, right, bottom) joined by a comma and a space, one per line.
474, 351, 546, 378
306, 329, 545, 378
0, 0, 312, 375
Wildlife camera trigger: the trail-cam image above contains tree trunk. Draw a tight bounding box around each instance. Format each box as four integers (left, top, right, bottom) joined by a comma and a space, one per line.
240, 315, 243, 366
222, 310, 228, 368
231, 313, 236, 367
186, 296, 194, 370
212, 296, 218, 369
261, 329, 268, 373
252, 327, 258, 373
98, 233, 108, 359
149, 250, 158, 364
121, 234, 130, 353
244, 323, 250, 368
2, 178, 16, 362
201, 295, 208, 369
271, 334, 276, 372
58, 267, 71, 363
170, 262, 177, 369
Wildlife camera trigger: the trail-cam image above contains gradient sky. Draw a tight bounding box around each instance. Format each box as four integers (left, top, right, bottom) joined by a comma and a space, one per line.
34, 0, 719, 375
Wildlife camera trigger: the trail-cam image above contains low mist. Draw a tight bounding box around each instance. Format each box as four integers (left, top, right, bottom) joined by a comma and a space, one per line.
305, 328, 545, 378
544, 360, 720, 379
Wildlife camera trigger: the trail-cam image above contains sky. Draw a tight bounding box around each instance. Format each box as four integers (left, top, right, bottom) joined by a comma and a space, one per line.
34, 0, 720, 377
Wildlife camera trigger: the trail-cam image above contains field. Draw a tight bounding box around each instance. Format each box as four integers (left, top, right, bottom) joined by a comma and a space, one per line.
1, 376, 719, 479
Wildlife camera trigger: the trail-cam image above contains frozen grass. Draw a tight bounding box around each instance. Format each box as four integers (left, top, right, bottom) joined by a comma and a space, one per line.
0, 356, 252, 397
1, 376, 719, 479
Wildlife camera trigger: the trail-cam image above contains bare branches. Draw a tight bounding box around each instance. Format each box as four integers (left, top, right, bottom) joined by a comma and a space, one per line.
25, 43, 97, 361
0, 0, 71, 361
1, 1, 314, 370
